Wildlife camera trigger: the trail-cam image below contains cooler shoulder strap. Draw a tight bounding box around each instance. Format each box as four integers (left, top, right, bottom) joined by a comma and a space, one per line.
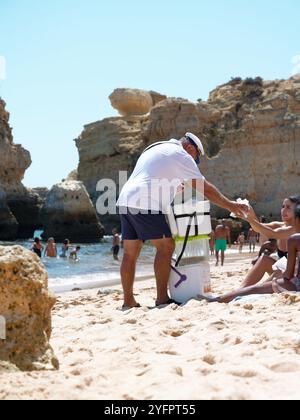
143, 140, 179, 154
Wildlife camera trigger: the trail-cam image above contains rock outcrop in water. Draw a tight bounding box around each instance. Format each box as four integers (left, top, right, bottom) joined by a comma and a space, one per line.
0, 246, 59, 372
0, 98, 42, 239
40, 180, 105, 242
75, 77, 300, 226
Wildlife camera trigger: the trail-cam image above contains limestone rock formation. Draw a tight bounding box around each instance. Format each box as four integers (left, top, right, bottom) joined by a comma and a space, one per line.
109, 88, 154, 116
66, 169, 78, 181
41, 180, 105, 242
0, 98, 42, 239
32, 187, 49, 202
75, 78, 300, 225
0, 246, 58, 371
0, 189, 18, 240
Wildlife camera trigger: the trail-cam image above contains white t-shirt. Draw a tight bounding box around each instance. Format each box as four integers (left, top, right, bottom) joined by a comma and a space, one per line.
117, 139, 205, 212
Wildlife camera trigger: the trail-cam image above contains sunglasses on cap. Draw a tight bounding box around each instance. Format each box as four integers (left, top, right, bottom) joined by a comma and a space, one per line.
185, 135, 201, 164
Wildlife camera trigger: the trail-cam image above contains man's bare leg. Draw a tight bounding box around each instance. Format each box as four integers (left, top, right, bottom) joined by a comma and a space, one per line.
121, 240, 143, 308
242, 255, 275, 287
150, 238, 175, 306
216, 251, 219, 266
221, 251, 225, 266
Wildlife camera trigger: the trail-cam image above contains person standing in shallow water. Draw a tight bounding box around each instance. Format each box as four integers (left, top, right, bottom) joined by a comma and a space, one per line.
112, 228, 121, 261
215, 220, 231, 266
45, 238, 57, 258
60, 239, 70, 258
32, 237, 43, 258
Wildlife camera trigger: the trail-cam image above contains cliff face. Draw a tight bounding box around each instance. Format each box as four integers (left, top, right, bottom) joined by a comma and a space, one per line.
75, 78, 300, 226
40, 181, 105, 242
0, 99, 42, 239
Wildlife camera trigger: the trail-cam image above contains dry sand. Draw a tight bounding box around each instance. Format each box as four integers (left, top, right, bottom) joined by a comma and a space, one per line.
1, 253, 300, 400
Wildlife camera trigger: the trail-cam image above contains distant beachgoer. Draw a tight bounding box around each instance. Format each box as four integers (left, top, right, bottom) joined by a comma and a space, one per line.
70, 246, 81, 261
215, 220, 231, 266
209, 230, 215, 256
45, 238, 57, 258
60, 239, 70, 258
238, 232, 246, 253
112, 228, 121, 261
32, 237, 43, 258
200, 203, 300, 303
258, 216, 268, 246
248, 228, 258, 253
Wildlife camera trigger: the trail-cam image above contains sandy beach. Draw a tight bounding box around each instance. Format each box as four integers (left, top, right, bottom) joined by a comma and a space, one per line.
1, 252, 300, 400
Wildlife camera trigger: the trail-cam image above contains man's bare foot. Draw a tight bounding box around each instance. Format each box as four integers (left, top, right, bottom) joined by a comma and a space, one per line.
155, 298, 180, 307
122, 299, 141, 310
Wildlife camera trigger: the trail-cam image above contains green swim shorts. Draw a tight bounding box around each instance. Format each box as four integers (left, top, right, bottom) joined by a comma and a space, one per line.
215, 239, 227, 252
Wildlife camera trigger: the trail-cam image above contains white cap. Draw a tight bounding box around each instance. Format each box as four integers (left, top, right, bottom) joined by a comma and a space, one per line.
185, 132, 205, 156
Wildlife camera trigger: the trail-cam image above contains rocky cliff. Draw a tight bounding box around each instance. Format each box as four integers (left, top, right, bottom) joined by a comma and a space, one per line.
75, 79, 300, 227
41, 181, 105, 243
0, 99, 42, 239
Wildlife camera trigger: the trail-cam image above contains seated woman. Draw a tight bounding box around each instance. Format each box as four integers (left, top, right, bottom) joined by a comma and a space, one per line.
240, 196, 300, 287
203, 203, 300, 303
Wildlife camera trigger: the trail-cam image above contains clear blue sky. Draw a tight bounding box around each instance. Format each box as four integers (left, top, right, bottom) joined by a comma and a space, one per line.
0, 0, 299, 188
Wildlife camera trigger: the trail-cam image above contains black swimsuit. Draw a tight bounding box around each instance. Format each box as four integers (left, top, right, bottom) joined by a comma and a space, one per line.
278, 250, 288, 259
33, 247, 42, 258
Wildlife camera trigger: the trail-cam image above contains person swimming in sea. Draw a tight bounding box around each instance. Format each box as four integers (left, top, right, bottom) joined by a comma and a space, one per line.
32, 237, 43, 258
69, 246, 81, 261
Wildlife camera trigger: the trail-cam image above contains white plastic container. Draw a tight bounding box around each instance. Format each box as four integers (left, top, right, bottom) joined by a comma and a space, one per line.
169, 262, 211, 304
166, 200, 212, 238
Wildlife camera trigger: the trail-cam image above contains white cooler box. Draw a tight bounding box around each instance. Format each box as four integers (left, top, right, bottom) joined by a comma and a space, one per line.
169, 262, 211, 304
166, 200, 212, 238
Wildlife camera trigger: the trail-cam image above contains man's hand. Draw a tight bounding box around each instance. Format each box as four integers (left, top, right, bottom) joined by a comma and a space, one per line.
229, 201, 249, 219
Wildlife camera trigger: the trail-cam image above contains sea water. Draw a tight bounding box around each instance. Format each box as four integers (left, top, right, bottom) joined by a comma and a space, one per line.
0, 237, 155, 293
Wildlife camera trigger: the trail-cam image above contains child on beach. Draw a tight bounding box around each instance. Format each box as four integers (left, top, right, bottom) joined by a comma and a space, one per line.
209, 230, 215, 256
44, 238, 57, 258
69, 246, 81, 261
32, 237, 43, 258
202, 203, 300, 303
238, 232, 246, 253
60, 239, 70, 258
112, 228, 121, 261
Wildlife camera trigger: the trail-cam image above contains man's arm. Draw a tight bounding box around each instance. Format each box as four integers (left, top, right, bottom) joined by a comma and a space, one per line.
190, 179, 249, 217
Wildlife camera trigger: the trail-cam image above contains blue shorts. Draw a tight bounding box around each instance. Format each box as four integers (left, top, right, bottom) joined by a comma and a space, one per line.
120, 209, 172, 241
